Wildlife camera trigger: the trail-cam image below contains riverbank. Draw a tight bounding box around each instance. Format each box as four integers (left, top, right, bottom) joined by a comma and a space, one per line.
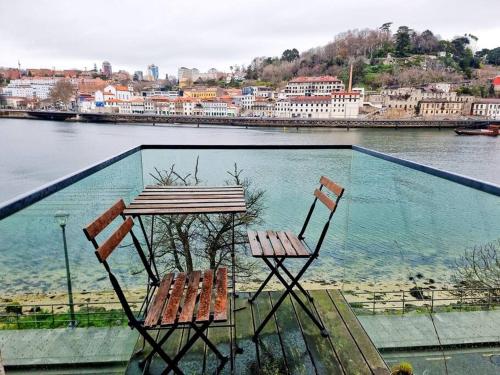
0, 278, 459, 312
0, 109, 490, 128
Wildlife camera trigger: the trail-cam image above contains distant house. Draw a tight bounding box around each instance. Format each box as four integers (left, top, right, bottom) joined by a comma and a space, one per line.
285, 76, 345, 97
472, 99, 500, 120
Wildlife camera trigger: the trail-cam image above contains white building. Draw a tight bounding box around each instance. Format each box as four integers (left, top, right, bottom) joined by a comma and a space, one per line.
201, 100, 228, 116
472, 99, 500, 120
274, 99, 291, 118
115, 85, 132, 101
331, 92, 360, 118
285, 76, 345, 97
289, 96, 332, 118
4, 77, 62, 100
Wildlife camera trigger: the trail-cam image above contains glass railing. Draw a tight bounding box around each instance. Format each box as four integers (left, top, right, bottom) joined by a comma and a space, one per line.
0, 146, 499, 374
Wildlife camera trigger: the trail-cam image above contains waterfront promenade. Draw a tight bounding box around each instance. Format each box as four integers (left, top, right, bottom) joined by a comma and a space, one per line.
0, 109, 491, 128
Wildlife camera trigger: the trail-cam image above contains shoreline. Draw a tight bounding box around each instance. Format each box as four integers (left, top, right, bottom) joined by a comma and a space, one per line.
0, 278, 465, 312
0, 110, 487, 129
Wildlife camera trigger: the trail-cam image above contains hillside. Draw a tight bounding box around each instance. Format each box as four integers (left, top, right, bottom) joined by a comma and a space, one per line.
244, 24, 500, 94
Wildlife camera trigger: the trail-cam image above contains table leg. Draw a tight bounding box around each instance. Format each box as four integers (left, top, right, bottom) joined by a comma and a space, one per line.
231, 213, 243, 373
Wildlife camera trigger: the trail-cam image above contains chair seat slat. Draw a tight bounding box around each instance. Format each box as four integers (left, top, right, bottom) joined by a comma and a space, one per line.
277, 231, 298, 256
178, 271, 202, 323
267, 230, 286, 256
248, 230, 263, 257
196, 270, 214, 322
144, 273, 174, 327
257, 231, 275, 256
162, 273, 187, 325
214, 268, 228, 321
285, 231, 310, 256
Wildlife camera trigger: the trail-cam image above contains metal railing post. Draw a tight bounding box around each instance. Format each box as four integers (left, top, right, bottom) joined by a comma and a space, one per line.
372, 292, 376, 314
487, 288, 491, 310
431, 290, 434, 313
402, 291, 405, 314
51, 305, 55, 328
87, 303, 90, 326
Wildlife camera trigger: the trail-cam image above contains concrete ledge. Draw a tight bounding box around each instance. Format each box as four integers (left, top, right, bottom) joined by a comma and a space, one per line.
0, 327, 139, 367
359, 310, 500, 351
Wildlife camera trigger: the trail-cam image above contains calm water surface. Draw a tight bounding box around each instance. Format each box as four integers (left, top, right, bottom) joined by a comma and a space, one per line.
0, 118, 499, 294
1, 118, 499, 203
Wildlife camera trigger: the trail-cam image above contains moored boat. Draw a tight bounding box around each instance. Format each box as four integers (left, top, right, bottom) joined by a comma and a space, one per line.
455, 125, 499, 136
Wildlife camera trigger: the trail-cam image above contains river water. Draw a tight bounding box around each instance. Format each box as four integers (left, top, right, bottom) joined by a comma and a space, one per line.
0, 118, 499, 204
0, 118, 499, 294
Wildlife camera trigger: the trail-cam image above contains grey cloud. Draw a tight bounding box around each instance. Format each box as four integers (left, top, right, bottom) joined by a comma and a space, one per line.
1, 0, 499, 74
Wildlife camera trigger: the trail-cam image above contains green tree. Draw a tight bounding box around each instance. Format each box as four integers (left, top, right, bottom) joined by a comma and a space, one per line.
281, 48, 300, 62
486, 47, 500, 65
395, 26, 412, 57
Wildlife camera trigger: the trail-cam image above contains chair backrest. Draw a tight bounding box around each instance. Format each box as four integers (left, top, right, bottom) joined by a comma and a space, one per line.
83, 199, 159, 322
298, 176, 345, 255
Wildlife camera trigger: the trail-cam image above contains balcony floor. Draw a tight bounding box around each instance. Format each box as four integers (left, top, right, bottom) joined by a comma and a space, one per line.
126, 289, 389, 374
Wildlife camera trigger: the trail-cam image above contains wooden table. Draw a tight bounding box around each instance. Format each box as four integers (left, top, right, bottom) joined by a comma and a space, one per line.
124, 184, 247, 372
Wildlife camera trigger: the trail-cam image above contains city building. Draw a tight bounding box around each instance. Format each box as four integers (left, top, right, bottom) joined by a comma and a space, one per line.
331, 92, 360, 118
274, 99, 291, 118
147, 64, 159, 81
250, 98, 275, 117
471, 99, 500, 120
201, 100, 228, 116
183, 86, 224, 100
418, 100, 465, 117
289, 96, 332, 118
133, 71, 144, 81
3, 77, 62, 100
115, 85, 132, 101
102, 61, 112, 78
285, 76, 345, 97
0, 68, 21, 80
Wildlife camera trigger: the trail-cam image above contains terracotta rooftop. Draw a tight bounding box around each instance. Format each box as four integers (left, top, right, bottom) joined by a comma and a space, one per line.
290, 96, 332, 102
289, 76, 340, 83
493, 76, 500, 86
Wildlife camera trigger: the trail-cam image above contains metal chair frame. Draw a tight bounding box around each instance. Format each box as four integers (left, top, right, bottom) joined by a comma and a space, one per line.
83, 200, 228, 375
249, 177, 344, 340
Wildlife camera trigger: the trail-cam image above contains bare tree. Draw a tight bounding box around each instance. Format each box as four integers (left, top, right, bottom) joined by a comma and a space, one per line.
452, 239, 500, 290
147, 157, 266, 280
49, 80, 74, 108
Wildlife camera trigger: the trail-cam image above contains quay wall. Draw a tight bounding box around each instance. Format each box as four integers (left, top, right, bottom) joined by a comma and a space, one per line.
0, 109, 489, 128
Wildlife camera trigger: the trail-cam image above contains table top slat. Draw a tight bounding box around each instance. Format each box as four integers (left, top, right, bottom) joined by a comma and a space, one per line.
125, 185, 247, 216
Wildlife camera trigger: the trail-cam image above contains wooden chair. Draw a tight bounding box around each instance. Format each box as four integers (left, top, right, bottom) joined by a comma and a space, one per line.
247, 176, 344, 340
83, 199, 229, 375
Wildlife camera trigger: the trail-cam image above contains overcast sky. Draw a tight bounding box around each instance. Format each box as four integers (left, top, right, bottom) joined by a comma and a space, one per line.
1, 0, 499, 77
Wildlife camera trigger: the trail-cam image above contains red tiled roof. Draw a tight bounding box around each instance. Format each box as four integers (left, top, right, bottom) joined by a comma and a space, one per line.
290, 96, 331, 102
493, 76, 500, 86
115, 85, 129, 91
332, 92, 360, 96
289, 76, 340, 83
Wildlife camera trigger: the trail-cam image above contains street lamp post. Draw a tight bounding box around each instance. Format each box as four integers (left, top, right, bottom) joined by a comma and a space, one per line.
54, 211, 76, 328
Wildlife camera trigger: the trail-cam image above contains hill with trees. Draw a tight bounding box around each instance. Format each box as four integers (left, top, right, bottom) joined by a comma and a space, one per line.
244, 23, 500, 93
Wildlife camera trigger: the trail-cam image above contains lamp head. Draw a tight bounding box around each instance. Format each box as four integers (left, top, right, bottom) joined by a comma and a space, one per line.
54, 210, 70, 227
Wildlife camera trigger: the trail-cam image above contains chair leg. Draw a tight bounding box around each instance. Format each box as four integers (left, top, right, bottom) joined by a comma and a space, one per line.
277, 261, 314, 302
253, 258, 327, 339
139, 327, 177, 369
249, 257, 285, 304
190, 322, 228, 363
136, 326, 183, 375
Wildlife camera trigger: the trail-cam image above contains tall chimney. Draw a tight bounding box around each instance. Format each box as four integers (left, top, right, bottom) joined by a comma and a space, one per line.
348, 64, 353, 92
